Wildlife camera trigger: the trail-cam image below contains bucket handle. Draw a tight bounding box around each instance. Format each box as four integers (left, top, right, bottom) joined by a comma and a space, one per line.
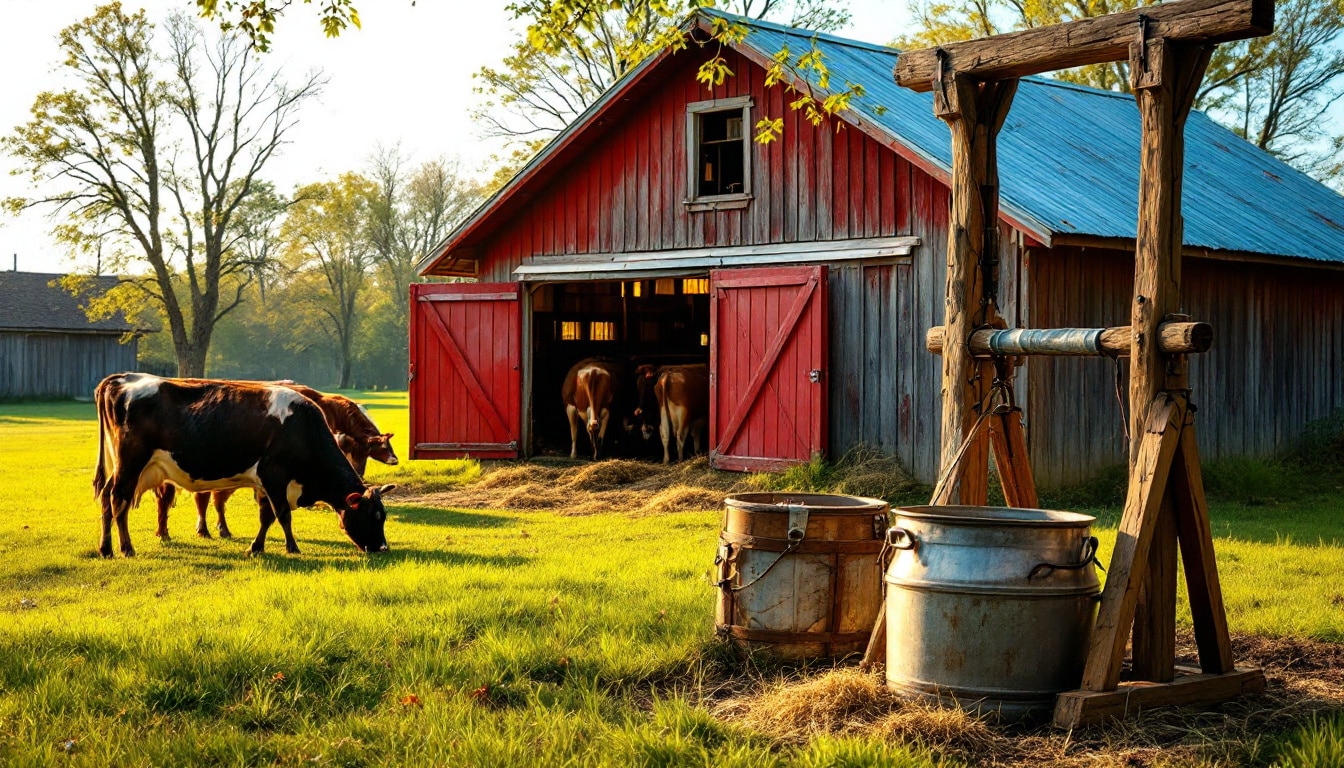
1028, 536, 1105, 580
716, 506, 809, 594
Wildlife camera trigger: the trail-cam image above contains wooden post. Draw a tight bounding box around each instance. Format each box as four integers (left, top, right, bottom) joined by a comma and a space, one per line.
936, 71, 1017, 506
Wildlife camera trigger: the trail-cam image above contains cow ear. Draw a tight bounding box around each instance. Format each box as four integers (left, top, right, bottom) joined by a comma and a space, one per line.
376, 483, 397, 495
345, 491, 363, 509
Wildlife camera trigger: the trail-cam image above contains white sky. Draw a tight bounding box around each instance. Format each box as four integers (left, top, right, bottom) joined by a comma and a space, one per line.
0, 0, 915, 274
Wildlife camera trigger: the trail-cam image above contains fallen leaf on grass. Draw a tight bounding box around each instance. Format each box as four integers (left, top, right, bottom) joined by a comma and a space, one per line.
469, 684, 491, 703
400, 694, 422, 708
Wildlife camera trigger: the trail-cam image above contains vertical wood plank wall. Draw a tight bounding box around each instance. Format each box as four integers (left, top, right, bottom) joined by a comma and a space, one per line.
1027, 247, 1344, 485
476, 50, 920, 277
473, 48, 960, 480
0, 332, 138, 399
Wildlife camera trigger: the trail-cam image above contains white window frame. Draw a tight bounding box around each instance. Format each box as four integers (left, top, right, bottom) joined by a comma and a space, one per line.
685, 96, 754, 211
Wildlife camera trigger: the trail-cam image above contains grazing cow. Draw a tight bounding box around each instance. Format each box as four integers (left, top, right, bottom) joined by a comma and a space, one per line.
561, 358, 624, 460
633, 364, 710, 464
94, 373, 394, 557
158, 383, 399, 540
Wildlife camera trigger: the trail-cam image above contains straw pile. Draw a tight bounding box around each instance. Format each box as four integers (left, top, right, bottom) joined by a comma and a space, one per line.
713, 631, 1344, 767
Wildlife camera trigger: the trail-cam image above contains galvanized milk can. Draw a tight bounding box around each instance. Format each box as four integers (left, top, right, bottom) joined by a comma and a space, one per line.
883, 505, 1101, 720
716, 493, 889, 658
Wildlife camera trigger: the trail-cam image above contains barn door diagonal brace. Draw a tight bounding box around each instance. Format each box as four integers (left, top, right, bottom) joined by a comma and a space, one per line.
715, 275, 819, 453
420, 306, 511, 440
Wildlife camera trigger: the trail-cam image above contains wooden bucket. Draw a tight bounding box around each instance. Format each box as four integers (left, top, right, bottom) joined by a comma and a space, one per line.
715, 492, 890, 658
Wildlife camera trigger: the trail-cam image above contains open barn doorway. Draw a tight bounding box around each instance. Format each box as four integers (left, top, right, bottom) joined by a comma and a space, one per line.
527, 277, 711, 459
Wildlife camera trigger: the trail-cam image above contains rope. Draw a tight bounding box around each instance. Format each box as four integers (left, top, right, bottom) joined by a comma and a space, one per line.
929, 380, 1013, 505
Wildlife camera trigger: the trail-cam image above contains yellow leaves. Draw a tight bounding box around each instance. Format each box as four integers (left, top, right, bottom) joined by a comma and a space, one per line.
696, 57, 734, 87
755, 116, 784, 144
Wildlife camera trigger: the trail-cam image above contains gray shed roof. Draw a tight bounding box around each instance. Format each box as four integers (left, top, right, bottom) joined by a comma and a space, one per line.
0, 272, 139, 333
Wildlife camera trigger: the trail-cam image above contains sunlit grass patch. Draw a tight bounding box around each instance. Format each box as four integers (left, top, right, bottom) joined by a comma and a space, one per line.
1, 394, 1342, 766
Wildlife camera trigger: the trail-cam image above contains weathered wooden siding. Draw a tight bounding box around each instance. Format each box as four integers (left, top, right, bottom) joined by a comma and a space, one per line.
0, 331, 138, 400
477, 49, 914, 281
1026, 247, 1344, 485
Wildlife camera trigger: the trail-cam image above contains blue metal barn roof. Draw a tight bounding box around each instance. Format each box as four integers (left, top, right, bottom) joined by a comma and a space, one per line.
722, 10, 1344, 265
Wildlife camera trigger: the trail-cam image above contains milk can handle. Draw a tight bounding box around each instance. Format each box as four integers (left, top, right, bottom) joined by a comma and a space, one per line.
1028, 535, 1104, 580
886, 527, 918, 550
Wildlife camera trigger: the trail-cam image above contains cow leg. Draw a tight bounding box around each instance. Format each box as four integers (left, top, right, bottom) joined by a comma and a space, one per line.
659, 407, 672, 464
214, 490, 234, 539
194, 492, 212, 538
108, 448, 150, 558
97, 485, 115, 558
566, 405, 580, 459
155, 484, 174, 541
250, 495, 277, 556
691, 418, 707, 457
596, 407, 611, 459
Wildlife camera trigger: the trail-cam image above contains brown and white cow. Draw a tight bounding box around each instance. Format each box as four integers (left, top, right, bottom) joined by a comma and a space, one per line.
633, 364, 710, 464
94, 373, 394, 557
160, 383, 399, 540
561, 358, 624, 460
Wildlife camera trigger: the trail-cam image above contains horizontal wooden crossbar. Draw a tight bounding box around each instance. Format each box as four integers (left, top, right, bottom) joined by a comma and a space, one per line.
894, 0, 1273, 91
925, 322, 1212, 357
1054, 665, 1265, 726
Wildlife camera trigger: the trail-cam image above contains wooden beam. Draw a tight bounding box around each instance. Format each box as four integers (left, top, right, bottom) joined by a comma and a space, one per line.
894, 0, 1271, 91
1055, 666, 1265, 727
937, 75, 1017, 506
1132, 495, 1178, 682
1171, 416, 1235, 674
1079, 394, 1187, 692
989, 407, 1039, 508
925, 322, 1212, 357
1128, 42, 1212, 466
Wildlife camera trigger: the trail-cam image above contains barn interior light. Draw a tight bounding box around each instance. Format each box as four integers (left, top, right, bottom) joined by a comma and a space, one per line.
631, 281, 643, 298
559, 321, 582, 341
590, 321, 616, 341
682, 278, 709, 295
700, 333, 709, 347
655, 278, 676, 296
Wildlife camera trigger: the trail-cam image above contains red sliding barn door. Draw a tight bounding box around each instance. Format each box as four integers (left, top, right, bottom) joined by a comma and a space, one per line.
710, 265, 828, 471
409, 283, 522, 459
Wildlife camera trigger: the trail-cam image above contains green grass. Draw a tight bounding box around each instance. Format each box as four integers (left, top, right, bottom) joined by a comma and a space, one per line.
0, 394, 1341, 766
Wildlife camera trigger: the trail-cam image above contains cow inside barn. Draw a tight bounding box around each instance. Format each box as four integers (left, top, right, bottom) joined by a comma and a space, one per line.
633, 363, 710, 463
561, 357, 628, 459
94, 373, 394, 557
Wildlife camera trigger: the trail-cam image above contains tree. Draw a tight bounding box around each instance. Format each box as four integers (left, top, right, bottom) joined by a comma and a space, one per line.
5, 4, 322, 376
899, 0, 1344, 180
283, 173, 378, 389
475, 0, 853, 144
194, 0, 359, 51
367, 147, 483, 324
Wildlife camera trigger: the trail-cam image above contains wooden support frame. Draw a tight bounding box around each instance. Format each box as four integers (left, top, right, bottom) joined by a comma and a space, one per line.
884, 0, 1272, 727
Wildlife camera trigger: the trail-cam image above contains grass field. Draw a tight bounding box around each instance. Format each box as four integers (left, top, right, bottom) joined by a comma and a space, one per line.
0, 393, 1341, 766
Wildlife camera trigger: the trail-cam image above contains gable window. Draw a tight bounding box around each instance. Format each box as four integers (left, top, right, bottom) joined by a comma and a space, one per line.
686, 96, 753, 211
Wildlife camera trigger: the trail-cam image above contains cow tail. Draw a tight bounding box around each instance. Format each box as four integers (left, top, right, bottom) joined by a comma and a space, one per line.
93, 383, 108, 499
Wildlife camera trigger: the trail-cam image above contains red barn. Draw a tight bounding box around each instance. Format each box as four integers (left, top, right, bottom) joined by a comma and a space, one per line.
413, 11, 1344, 484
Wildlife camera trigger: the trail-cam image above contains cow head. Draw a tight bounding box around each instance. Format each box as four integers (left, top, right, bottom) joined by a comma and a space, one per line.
368, 433, 398, 465
339, 484, 396, 553
633, 365, 660, 441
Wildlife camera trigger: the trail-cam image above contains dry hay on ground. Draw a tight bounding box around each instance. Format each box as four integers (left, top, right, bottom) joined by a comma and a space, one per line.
401, 445, 923, 516
713, 631, 1344, 767
402, 457, 752, 515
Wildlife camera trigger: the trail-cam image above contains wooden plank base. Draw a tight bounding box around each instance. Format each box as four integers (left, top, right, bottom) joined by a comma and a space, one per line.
1053, 666, 1266, 727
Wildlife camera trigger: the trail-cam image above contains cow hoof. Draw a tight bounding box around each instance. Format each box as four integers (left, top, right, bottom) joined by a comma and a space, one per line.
197, 530, 212, 539
218, 527, 233, 539
157, 532, 171, 542
98, 546, 114, 559
248, 544, 265, 557
285, 545, 300, 555
121, 548, 136, 558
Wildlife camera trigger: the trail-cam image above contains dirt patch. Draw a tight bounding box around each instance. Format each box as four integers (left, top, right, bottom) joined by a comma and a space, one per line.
713, 631, 1344, 767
